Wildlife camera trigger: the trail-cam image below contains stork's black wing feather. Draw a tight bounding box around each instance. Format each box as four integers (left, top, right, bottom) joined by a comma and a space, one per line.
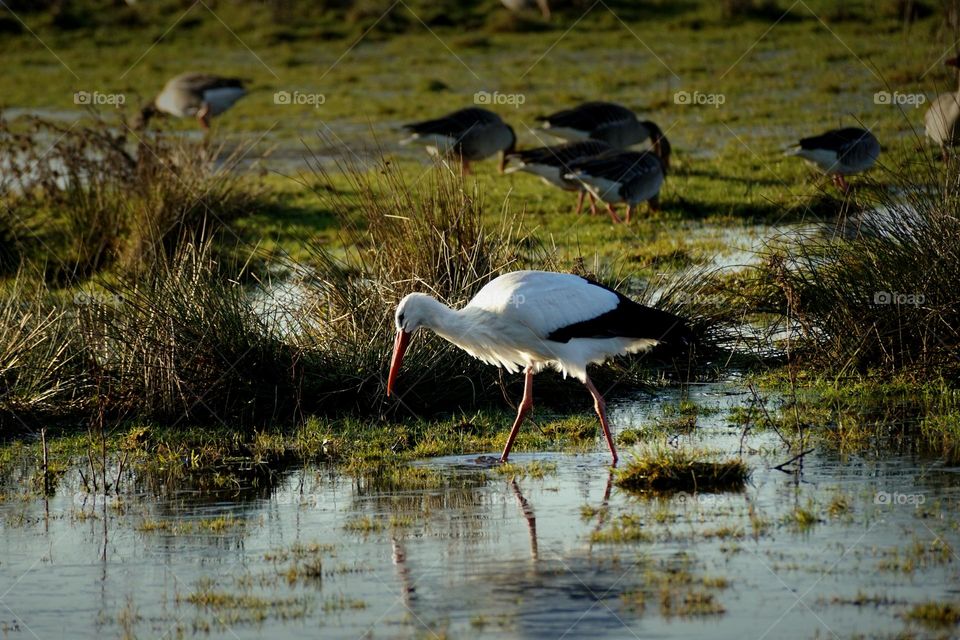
546, 278, 694, 345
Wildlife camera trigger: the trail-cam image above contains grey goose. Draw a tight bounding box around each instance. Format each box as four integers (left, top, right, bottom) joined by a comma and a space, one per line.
788, 127, 880, 192
134, 72, 247, 130
401, 107, 517, 174
537, 102, 662, 151
564, 136, 671, 223
504, 140, 613, 214
925, 56, 960, 159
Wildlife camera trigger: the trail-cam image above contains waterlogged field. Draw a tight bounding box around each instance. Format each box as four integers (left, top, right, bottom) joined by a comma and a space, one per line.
2, 386, 959, 640
2, 1, 960, 638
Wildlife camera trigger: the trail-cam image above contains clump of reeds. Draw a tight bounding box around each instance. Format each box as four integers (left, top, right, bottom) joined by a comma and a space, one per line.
0, 277, 84, 428
0, 116, 264, 280
616, 442, 749, 493
742, 161, 960, 380
77, 238, 307, 425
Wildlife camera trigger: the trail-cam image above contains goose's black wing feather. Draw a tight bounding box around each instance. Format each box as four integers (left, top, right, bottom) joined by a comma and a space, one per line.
511, 140, 612, 166
798, 127, 870, 152
403, 108, 501, 135
538, 102, 636, 131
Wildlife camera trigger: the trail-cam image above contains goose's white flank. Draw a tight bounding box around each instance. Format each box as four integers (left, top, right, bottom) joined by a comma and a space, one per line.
788, 127, 880, 192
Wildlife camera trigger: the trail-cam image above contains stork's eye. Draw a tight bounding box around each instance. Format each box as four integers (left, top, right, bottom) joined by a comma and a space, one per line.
398, 312, 406, 326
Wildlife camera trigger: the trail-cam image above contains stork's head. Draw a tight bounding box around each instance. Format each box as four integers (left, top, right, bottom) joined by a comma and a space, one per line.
387, 293, 433, 396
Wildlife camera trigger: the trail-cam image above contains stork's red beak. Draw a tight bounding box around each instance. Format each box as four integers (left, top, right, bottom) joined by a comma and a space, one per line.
387, 330, 411, 397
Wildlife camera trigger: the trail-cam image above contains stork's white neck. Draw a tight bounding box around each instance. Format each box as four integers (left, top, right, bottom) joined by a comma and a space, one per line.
410, 295, 471, 342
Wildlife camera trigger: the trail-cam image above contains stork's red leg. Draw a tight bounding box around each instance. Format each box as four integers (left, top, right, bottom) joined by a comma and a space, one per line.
588, 192, 598, 216
500, 368, 534, 463
574, 190, 585, 215
584, 376, 618, 464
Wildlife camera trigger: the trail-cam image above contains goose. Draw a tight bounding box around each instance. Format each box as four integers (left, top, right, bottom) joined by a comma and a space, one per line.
564, 133, 672, 223
504, 140, 613, 215
538, 102, 660, 150
925, 56, 960, 159
501, 0, 551, 19
788, 127, 881, 192
387, 270, 693, 464
133, 72, 247, 130
401, 108, 517, 174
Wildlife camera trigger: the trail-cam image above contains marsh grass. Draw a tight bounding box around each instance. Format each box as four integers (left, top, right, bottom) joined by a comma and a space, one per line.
0, 117, 265, 280
744, 161, 960, 380
0, 278, 83, 426
616, 442, 749, 493
78, 239, 308, 426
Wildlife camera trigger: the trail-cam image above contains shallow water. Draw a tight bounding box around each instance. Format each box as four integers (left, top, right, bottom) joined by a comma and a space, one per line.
1, 384, 958, 639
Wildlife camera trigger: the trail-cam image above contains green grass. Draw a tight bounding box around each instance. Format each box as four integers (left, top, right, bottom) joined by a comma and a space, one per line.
616, 442, 749, 493
903, 602, 960, 628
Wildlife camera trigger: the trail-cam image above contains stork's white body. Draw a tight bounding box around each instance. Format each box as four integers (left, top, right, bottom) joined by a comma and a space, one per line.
429, 271, 659, 381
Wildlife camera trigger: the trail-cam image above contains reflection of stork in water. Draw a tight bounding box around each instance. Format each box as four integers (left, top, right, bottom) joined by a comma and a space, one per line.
510, 479, 539, 561
509, 470, 615, 561
391, 536, 416, 609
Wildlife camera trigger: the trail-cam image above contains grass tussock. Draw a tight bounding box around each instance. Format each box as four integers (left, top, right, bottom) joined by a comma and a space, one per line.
616, 442, 749, 493
77, 239, 308, 426
742, 164, 960, 380
0, 278, 83, 424
0, 117, 265, 280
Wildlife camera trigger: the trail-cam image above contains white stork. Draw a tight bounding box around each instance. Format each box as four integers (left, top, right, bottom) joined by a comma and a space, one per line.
386, 271, 693, 464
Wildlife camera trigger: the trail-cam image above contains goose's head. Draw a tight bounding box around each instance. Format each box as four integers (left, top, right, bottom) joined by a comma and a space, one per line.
642, 121, 671, 172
